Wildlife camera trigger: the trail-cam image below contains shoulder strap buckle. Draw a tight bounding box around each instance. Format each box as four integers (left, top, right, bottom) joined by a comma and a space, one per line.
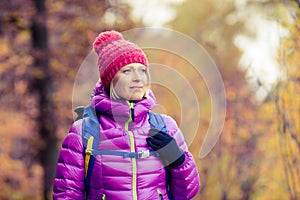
137, 150, 150, 159
85, 148, 93, 155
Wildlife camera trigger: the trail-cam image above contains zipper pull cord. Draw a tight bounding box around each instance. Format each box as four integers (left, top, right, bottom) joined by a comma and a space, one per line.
125, 101, 134, 131
127, 101, 134, 122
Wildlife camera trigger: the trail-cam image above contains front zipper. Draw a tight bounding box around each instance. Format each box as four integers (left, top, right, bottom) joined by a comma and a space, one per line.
157, 189, 163, 200
126, 101, 138, 200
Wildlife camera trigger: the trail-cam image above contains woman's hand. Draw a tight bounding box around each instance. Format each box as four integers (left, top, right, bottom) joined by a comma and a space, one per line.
146, 129, 185, 168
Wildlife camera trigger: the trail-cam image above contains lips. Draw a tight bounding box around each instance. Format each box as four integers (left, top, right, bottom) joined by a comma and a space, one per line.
130, 86, 143, 89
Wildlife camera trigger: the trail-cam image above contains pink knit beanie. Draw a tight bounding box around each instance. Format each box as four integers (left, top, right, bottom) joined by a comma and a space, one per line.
93, 30, 149, 92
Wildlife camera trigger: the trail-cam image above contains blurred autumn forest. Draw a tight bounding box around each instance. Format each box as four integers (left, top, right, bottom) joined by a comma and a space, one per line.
0, 0, 299, 199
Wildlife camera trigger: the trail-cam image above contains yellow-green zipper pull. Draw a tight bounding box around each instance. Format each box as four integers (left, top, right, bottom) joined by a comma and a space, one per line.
157, 189, 163, 200
125, 101, 134, 131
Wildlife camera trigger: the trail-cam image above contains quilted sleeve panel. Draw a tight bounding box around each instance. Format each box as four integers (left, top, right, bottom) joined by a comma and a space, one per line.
53, 120, 85, 200
164, 116, 200, 200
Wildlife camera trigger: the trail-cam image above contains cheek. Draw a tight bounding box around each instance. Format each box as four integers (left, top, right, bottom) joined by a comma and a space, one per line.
113, 77, 130, 98
113, 75, 126, 88
143, 73, 149, 82
114, 79, 127, 92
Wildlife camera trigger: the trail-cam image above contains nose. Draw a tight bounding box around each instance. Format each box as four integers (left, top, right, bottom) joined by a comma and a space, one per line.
132, 69, 142, 81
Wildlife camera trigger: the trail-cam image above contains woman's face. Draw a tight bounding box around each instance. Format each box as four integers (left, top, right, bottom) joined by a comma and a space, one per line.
112, 63, 149, 101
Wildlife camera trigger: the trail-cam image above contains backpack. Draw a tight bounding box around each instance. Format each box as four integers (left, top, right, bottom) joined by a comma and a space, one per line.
74, 105, 168, 199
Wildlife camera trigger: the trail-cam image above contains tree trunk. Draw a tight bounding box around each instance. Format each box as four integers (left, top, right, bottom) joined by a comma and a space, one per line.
30, 0, 58, 199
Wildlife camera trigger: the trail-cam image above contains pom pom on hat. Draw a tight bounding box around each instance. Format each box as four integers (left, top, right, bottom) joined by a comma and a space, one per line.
93, 30, 149, 93
93, 30, 123, 54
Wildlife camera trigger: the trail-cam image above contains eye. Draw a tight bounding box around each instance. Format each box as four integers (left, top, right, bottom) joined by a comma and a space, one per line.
140, 68, 147, 73
122, 68, 132, 74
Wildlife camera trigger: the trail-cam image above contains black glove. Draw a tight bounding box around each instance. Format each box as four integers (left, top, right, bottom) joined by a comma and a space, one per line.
146, 129, 185, 168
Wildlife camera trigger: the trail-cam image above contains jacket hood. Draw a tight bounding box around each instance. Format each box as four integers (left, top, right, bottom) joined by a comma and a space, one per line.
90, 81, 156, 123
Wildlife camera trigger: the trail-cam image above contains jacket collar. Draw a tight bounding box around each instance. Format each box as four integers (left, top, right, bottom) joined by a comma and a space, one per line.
90, 82, 156, 123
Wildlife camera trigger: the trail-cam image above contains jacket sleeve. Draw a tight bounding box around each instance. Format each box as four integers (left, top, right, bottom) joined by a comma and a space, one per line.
53, 120, 85, 200
164, 116, 200, 200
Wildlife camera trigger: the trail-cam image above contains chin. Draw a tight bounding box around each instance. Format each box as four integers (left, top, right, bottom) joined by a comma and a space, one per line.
129, 93, 144, 101
130, 97, 144, 101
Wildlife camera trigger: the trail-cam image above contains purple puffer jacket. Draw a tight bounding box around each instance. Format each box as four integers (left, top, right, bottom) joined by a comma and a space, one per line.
53, 83, 200, 200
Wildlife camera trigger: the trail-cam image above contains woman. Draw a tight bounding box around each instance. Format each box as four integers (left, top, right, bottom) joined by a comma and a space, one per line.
53, 30, 200, 200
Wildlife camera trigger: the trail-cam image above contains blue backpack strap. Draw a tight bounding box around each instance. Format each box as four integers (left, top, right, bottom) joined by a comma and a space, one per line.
92, 149, 159, 158
148, 112, 173, 199
148, 112, 167, 132
81, 105, 99, 199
